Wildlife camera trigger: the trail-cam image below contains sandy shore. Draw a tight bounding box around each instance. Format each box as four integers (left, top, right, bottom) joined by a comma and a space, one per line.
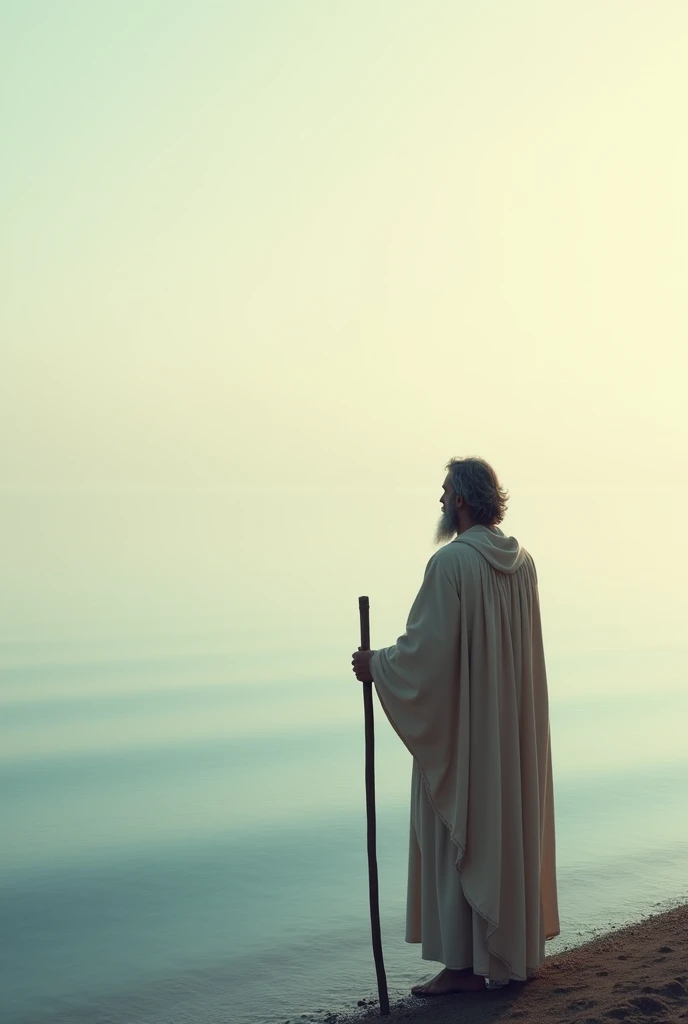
336, 904, 687, 1024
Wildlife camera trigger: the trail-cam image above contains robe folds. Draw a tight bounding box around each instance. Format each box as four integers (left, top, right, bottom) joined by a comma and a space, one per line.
370, 525, 560, 982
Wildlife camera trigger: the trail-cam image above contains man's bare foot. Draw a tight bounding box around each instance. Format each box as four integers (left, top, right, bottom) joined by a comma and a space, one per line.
411, 967, 485, 996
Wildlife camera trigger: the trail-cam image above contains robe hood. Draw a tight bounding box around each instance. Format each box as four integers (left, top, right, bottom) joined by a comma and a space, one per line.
453, 525, 526, 574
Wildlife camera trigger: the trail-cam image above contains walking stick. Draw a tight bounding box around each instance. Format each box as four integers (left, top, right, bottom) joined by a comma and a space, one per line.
358, 596, 390, 1016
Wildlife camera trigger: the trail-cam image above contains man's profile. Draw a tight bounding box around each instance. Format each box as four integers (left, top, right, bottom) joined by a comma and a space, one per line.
352, 456, 560, 995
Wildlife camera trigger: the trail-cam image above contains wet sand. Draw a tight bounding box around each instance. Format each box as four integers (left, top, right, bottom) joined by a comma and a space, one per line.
337, 904, 687, 1024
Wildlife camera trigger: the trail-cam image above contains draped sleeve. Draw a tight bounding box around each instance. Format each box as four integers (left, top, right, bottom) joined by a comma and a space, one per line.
370, 550, 464, 805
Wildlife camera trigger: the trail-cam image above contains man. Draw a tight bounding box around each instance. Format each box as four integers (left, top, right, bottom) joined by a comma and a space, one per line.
352, 456, 560, 995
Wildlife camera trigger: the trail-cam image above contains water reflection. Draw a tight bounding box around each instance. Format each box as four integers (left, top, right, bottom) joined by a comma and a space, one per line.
1, 644, 687, 1024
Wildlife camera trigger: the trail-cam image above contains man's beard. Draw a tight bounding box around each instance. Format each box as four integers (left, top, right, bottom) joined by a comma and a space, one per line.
435, 503, 460, 545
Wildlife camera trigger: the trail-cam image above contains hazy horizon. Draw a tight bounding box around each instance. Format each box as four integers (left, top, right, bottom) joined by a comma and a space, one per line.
3, 1, 687, 686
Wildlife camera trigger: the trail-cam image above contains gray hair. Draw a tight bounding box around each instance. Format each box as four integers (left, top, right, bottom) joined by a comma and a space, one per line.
445, 457, 509, 526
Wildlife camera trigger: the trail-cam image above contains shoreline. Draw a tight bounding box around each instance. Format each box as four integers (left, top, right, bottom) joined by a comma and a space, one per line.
331, 903, 687, 1024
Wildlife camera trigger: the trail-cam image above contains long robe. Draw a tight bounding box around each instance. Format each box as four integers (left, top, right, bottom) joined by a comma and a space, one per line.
370, 525, 560, 982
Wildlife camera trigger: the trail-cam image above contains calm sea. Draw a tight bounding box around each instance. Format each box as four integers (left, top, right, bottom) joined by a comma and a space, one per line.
1, 637, 687, 1024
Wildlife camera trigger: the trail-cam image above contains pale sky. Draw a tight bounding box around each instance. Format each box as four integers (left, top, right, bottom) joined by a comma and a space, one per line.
2, 2, 687, 687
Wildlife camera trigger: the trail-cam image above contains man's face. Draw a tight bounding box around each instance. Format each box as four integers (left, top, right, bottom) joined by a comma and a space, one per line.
435, 474, 460, 544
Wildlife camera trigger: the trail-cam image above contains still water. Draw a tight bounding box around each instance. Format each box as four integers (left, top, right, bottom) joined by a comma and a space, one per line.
1, 638, 687, 1024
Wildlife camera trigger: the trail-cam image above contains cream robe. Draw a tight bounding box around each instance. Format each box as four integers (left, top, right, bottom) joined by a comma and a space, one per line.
370, 525, 560, 982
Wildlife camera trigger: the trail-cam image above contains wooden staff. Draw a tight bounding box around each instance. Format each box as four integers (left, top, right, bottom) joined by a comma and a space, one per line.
358, 595, 390, 1016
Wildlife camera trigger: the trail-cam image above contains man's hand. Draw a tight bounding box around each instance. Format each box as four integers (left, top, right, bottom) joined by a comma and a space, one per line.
352, 648, 375, 683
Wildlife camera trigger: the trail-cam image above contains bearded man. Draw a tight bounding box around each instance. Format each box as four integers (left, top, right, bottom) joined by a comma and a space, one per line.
352, 456, 560, 995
